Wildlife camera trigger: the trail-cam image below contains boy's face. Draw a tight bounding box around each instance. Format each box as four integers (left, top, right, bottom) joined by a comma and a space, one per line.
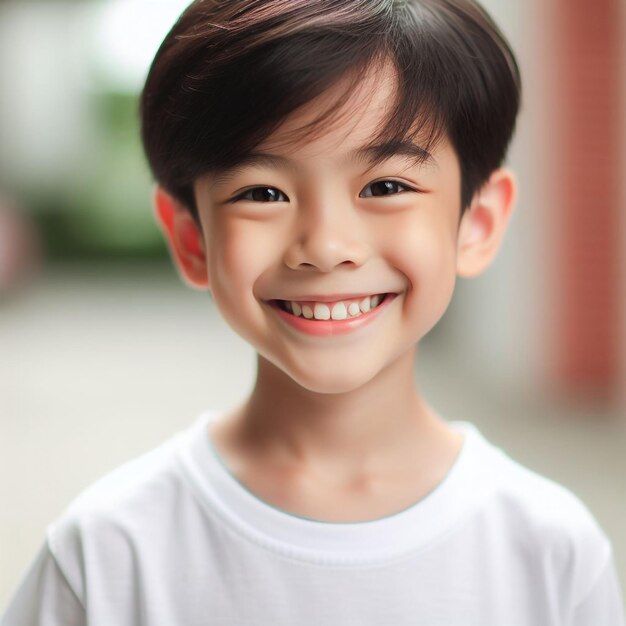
180, 64, 507, 394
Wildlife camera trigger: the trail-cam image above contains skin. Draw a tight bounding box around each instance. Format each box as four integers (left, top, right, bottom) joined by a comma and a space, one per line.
154, 62, 516, 522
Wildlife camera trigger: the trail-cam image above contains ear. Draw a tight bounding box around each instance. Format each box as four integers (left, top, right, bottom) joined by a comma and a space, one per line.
153, 186, 210, 290
456, 168, 517, 278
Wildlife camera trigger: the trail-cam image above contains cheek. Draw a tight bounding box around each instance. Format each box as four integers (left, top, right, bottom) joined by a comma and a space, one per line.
376, 214, 457, 318
209, 219, 280, 306
378, 211, 455, 272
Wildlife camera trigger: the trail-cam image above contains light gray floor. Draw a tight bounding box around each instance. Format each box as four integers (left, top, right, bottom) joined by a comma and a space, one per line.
2, 263, 625, 609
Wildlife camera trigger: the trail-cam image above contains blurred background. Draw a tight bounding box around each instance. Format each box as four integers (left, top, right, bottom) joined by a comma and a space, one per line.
1, 0, 624, 608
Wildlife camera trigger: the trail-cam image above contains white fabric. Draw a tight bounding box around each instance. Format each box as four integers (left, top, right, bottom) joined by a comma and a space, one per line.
2, 410, 624, 625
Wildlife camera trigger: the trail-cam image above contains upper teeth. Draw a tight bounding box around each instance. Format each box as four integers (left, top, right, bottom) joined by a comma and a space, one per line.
286, 295, 384, 320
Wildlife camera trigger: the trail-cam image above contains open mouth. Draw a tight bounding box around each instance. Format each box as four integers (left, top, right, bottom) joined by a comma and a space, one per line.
271, 293, 393, 321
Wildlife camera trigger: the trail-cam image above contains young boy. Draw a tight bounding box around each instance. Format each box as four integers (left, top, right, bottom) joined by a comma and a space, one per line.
3, 0, 624, 623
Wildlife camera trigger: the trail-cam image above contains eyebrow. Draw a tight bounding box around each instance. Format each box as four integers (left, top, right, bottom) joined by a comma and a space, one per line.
351, 140, 437, 170
210, 140, 437, 186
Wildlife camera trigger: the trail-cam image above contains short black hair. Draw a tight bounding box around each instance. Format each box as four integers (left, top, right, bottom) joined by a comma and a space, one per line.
140, 0, 521, 221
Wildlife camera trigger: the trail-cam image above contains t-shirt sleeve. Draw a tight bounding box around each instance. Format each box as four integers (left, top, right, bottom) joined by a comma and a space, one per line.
1, 542, 86, 626
570, 552, 625, 626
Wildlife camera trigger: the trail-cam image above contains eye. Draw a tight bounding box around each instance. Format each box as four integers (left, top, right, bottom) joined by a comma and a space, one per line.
234, 187, 288, 203
359, 180, 414, 198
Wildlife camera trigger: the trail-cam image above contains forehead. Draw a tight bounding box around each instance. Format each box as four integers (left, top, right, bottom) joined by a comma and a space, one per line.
262, 63, 393, 151
257, 61, 402, 159
249, 59, 455, 174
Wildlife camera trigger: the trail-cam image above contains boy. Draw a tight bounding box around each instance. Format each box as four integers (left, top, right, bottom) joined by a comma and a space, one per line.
3, 0, 624, 623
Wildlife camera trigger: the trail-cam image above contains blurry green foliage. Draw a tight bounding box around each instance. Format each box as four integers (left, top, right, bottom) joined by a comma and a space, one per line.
31, 91, 168, 261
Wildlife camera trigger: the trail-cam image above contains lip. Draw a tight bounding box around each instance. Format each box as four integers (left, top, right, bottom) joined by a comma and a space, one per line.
272, 292, 391, 304
268, 293, 397, 336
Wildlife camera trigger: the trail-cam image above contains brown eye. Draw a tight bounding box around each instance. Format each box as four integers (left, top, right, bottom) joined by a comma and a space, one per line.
360, 180, 413, 198
238, 187, 288, 202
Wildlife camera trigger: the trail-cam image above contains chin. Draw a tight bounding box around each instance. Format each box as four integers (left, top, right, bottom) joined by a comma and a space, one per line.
287, 367, 376, 396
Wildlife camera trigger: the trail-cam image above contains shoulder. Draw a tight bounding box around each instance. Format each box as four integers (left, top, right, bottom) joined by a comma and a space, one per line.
60, 431, 184, 521
44, 429, 190, 598
487, 443, 606, 542
460, 423, 607, 539
474, 434, 613, 602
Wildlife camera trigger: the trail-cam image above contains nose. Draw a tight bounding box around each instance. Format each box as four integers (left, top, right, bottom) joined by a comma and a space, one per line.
282, 199, 371, 272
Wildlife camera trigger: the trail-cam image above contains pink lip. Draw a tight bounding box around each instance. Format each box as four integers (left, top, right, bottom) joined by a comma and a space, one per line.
276, 293, 387, 303
269, 293, 397, 336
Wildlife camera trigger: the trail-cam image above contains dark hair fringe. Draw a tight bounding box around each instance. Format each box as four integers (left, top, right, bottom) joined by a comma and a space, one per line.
140, 0, 521, 220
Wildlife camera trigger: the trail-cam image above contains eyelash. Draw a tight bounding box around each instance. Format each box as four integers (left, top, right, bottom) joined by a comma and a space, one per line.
232, 180, 416, 203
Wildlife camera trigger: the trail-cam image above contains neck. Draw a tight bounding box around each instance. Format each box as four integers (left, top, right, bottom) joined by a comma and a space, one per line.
230, 347, 449, 480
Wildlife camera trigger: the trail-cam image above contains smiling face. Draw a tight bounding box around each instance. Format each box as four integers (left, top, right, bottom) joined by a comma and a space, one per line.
158, 62, 515, 395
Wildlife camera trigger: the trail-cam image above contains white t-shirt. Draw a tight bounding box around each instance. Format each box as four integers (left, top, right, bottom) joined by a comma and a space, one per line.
2, 410, 624, 625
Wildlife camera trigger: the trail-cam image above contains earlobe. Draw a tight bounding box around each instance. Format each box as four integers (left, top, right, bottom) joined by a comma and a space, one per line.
456, 168, 517, 278
153, 186, 210, 290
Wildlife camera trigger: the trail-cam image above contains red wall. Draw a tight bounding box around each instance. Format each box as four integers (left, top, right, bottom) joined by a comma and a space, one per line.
551, 0, 623, 402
